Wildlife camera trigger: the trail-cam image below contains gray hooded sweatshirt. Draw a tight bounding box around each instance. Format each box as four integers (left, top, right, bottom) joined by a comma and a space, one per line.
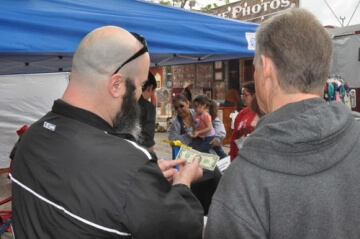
205, 98, 360, 239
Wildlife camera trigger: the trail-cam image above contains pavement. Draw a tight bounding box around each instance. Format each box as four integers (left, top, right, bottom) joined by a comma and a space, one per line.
153, 131, 173, 159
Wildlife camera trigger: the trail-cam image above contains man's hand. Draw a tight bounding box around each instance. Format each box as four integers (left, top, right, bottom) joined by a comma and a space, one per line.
158, 158, 203, 186
172, 157, 203, 187
157, 159, 186, 182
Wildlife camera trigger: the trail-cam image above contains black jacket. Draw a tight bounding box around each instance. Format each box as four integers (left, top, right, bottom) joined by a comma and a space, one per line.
138, 95, 156, 148
11, 100, 203, 239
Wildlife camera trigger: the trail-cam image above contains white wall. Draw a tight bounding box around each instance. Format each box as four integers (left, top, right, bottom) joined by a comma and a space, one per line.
331, 34, 360, 88
0, 73, 69, 168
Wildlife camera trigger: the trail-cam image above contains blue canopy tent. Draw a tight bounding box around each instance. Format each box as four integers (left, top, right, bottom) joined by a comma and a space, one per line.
0, 0, 258, 168
0, 0, 258, 75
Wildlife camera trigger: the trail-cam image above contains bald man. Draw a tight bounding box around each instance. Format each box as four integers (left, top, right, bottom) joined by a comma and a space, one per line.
10, 26, 204, 239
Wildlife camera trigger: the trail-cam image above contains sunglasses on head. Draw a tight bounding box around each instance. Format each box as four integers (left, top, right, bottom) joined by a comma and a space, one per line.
174, 104, 185, 110
241, 93, 251, 97
112, 32, 148, 75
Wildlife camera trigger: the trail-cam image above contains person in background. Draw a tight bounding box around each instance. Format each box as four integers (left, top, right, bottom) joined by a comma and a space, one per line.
138, 71, 157, 151
168, 93, 226, 155
168, 93, 226, 215
205, 8, 360, 238
10, 26, 204, 239
228, 81, 263, 161
190, 95, 227, 159
182, 80, 194, 105
224, 87, 242, 111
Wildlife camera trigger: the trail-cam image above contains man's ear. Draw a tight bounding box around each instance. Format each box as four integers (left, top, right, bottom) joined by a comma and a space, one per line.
261, 55, 278, 84
108, 73, 125, 98
261, 55, 273, 79
261, 55, 281, 95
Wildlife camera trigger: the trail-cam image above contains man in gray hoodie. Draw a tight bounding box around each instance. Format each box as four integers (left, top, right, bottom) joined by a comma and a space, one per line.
205, 8, 360, 239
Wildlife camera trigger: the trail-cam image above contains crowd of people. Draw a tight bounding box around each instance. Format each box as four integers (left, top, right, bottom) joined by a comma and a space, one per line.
9, 7, 360, 239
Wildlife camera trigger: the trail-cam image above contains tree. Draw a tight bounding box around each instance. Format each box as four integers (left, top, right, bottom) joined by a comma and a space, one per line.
150, 0, 188, 8
149, 0, 230, 10
158, 0, 171, 5
200, 3, 218, 12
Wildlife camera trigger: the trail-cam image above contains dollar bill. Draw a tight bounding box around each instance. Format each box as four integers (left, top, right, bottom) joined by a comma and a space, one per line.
175, 146, 220, 171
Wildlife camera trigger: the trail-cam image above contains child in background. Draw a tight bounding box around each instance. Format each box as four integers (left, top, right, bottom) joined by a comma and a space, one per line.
189, 95, 227, 158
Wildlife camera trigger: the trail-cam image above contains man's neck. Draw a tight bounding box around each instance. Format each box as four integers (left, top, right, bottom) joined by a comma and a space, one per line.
271, 93, 321, 113
62, 86, 114, 127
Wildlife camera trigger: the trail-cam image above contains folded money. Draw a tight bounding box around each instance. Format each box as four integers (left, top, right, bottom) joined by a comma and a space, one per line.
175, 146, 220, 171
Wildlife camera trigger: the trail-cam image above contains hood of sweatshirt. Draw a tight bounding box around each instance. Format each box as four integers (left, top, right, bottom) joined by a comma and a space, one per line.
240, 98, 360, 176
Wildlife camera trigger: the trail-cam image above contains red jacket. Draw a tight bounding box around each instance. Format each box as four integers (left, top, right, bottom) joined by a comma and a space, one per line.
229, 107, 256, 161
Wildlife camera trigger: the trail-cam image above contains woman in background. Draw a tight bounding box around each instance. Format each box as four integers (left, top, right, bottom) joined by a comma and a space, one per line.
168, 94, 226, 157
229, 81, 264, 161
224, 87, 242, 112
168, 93, 226, 215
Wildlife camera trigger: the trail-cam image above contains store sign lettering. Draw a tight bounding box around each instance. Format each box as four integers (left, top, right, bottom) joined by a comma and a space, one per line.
216, 0, 295, 19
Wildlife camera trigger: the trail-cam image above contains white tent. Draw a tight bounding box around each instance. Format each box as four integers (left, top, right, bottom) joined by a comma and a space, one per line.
0, 0, 258, 167
327, 25, 360, 88
0, 73, 69, 168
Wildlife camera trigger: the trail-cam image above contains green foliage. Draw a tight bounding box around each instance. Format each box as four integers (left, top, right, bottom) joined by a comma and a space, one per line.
151, 0, 188, 8
159, 0, 171, 5
200, 3, 218, 11
151, 0, 225, 10
200, 4, 212, 11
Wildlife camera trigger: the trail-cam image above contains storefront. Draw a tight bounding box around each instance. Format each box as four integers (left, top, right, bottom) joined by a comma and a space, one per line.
209, 0, 299, 23
151, 61, 243, 144
151, 0, 301, 138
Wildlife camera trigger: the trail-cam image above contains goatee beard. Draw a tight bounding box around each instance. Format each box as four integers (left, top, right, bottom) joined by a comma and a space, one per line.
113, 77, 142, 143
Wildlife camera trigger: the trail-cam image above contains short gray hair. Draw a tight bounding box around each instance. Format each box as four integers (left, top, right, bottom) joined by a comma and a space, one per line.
255, 8, 332, 95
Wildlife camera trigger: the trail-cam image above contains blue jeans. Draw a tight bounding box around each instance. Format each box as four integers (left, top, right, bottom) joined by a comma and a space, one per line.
212, 145, 227, 159
190, 136, 227, 158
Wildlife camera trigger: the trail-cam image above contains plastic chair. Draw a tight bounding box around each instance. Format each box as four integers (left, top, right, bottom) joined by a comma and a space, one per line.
0, 124, 28, 238
0, 168, 13, 237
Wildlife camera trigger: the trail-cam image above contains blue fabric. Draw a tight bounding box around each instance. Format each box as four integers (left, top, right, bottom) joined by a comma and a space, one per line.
328, 82, 334, 102
340, 83, 346, 103
0, 0, 258, 74
190, 136, 226, 158
0, 218, 11, 235
172, 146, 181, 159
212, 146, 228, 159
